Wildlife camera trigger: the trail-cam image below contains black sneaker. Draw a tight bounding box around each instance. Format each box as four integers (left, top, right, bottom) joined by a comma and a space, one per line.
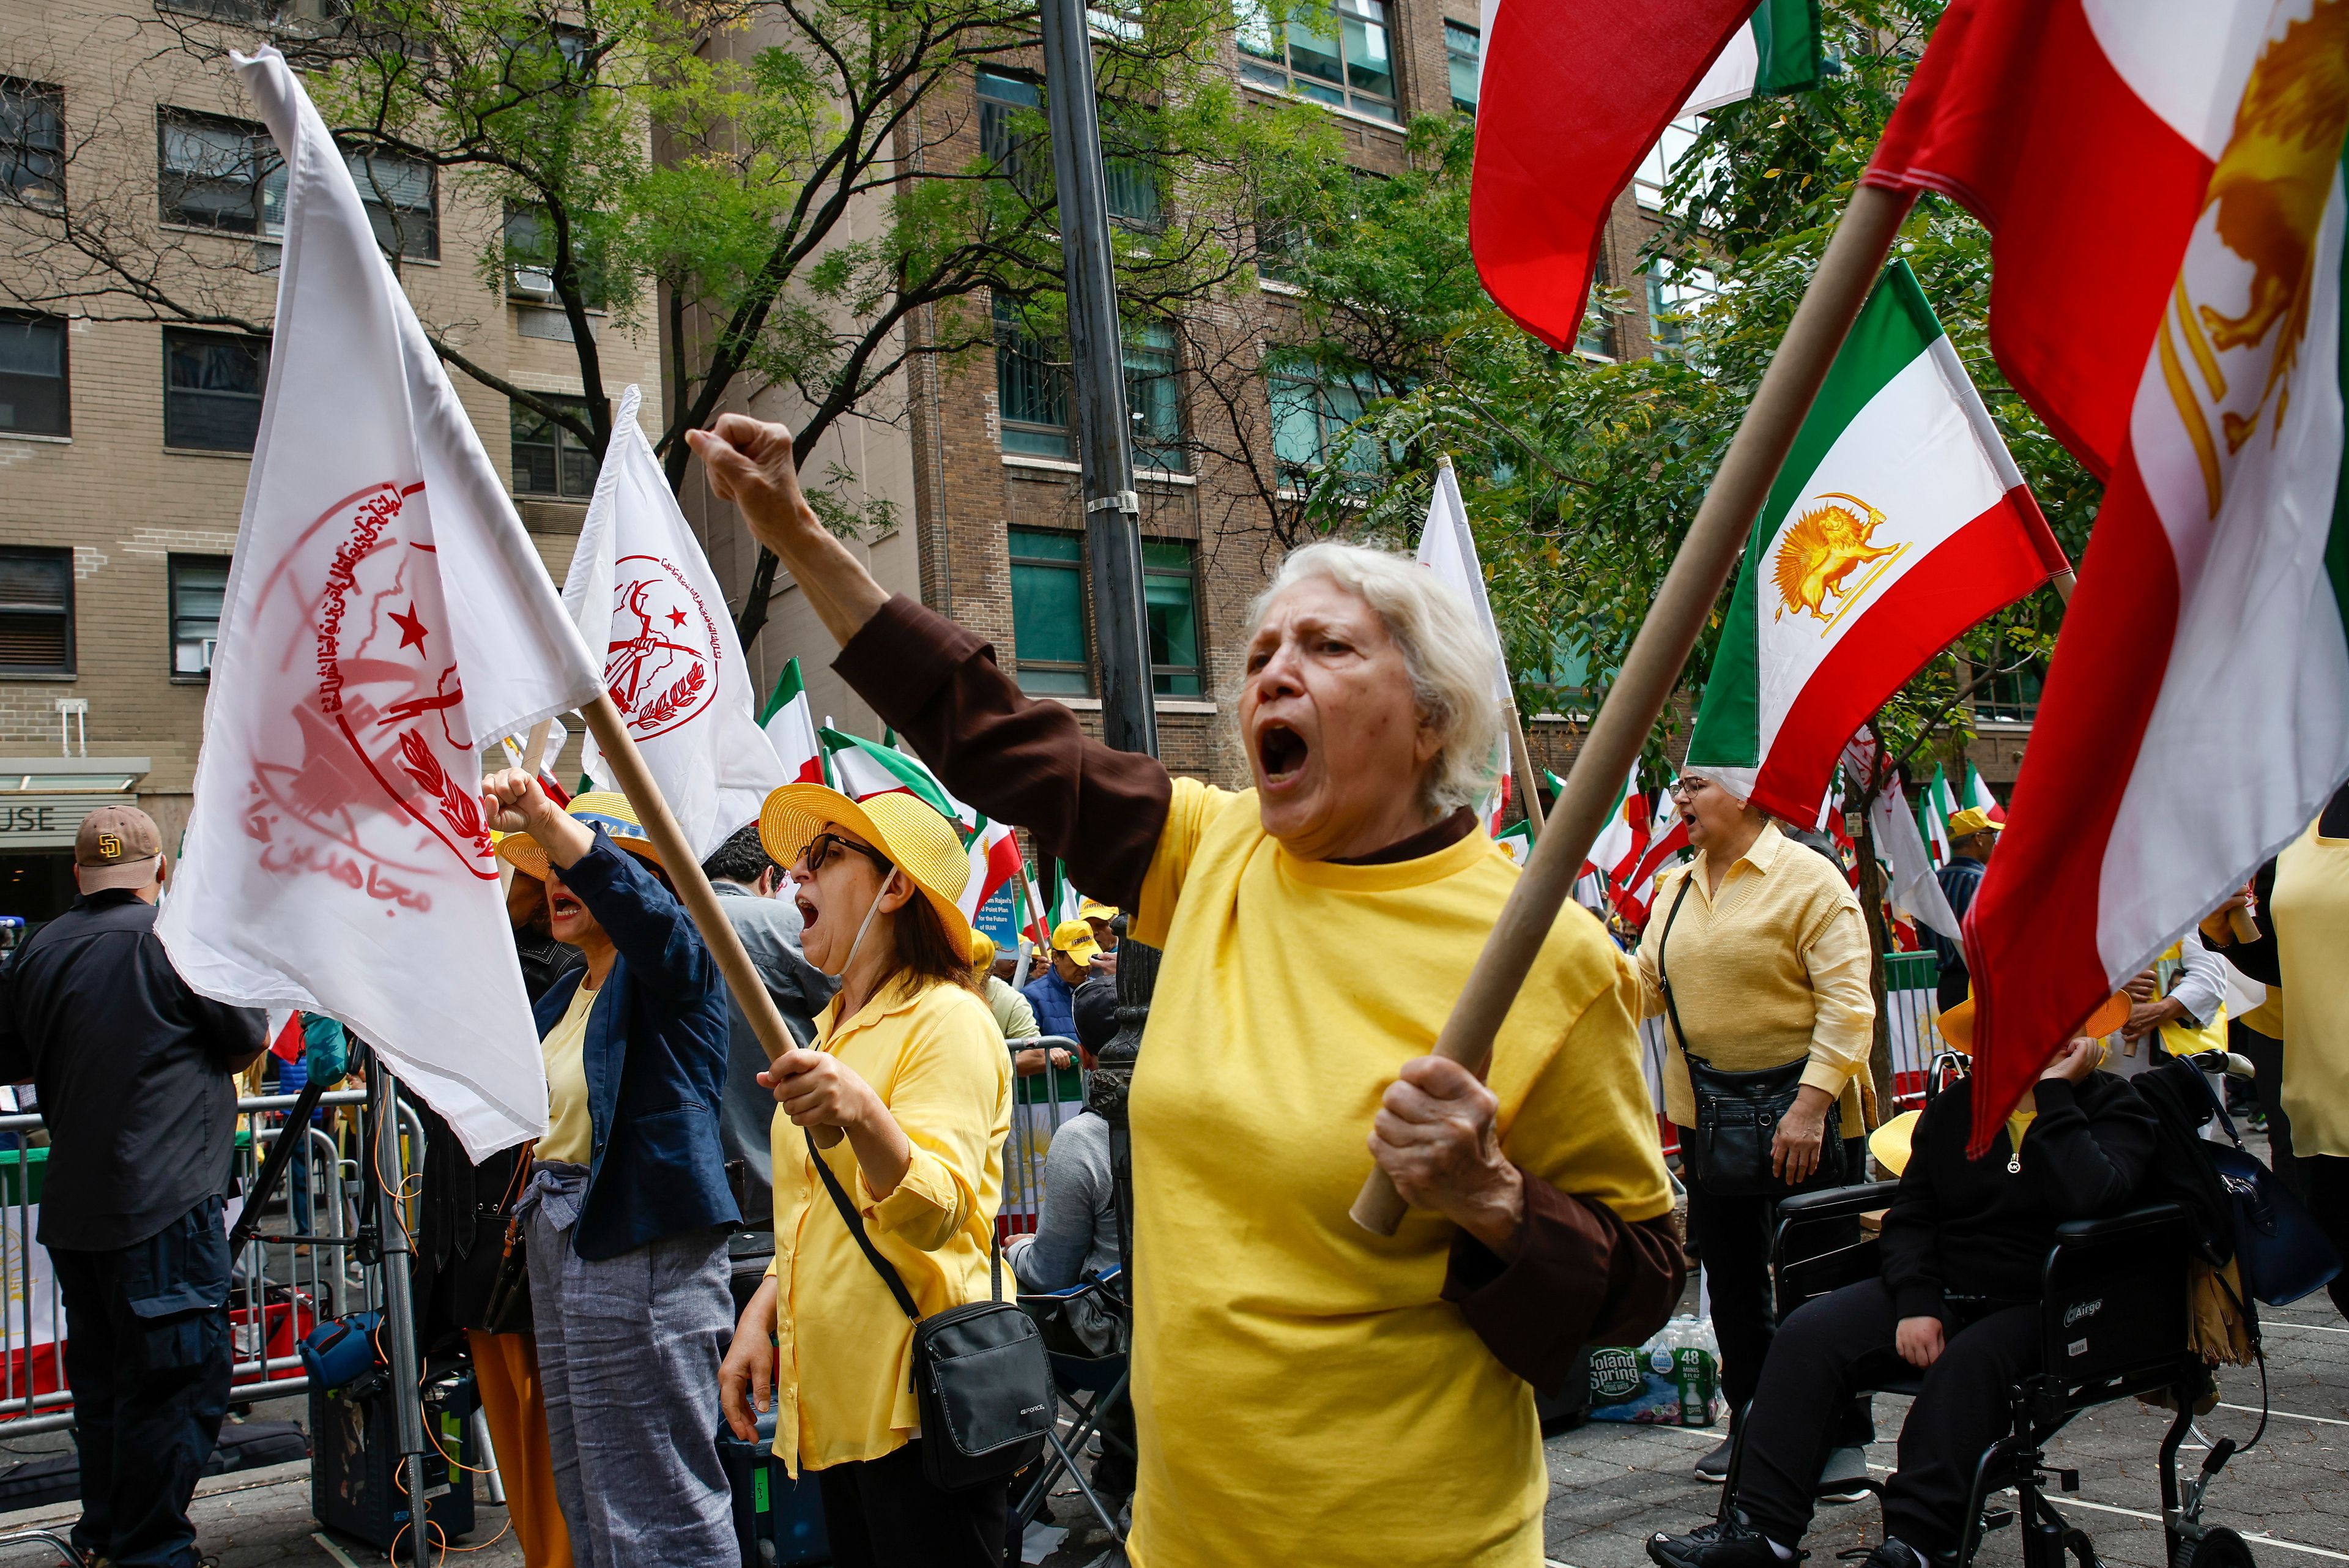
1648, 1517, 1793, 1568
1694, 1435, 1735, 1483
1819, 1445, 1872, 1504
1861, 1539, 1924, 1568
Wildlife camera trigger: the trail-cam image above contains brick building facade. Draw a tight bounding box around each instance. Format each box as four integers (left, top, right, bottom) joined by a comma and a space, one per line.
0, 0, 661, 924
684, 0, 1712, 809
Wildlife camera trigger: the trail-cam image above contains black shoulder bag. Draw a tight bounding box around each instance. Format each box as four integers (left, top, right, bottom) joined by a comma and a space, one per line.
1657, 876, 1845, 1199
806, 1129, 1054, 1492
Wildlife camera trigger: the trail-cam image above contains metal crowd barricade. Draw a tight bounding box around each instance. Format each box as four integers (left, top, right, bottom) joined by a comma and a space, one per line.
1000, 1036, 1087, 1241
0, 1085, 399, 1437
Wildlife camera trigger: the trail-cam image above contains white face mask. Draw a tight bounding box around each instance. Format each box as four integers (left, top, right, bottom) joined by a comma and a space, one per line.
817, 869, 901, 981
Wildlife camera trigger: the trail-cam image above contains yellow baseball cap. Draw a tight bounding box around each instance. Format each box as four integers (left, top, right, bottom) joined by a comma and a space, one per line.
759, 784, 974, 964
1077, 898, 1118, 923
495, 792, 665, 882
970, 931, 998, 972
1946, 807, 2005, 840
1050, 918, 1102, 966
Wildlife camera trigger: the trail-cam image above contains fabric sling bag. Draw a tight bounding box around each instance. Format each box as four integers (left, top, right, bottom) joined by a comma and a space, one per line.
477, 1140, 536, 1335
1656, 876, 1845, 1198
806, 1129, 1054, 1492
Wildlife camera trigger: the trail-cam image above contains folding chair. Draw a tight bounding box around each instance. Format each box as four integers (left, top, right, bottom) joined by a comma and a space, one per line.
1012, 1265, 1131, 1545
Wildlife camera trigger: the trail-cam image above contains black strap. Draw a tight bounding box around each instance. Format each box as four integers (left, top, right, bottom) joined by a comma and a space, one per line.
804, 1128, 1006, 1326
1655, 875, 1708, 1069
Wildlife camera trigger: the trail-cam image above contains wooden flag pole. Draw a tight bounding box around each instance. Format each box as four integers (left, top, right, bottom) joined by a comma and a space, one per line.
1351, 182, 1916, 1234
1506, 704, 1546, 841
577, 693, 845, 1146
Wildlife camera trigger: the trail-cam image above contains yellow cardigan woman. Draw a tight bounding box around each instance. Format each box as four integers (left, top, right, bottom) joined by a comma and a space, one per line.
718, 787, 1012, 1568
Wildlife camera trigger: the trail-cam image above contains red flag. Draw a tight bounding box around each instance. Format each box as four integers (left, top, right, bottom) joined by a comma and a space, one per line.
270, 1011, 304, 1064
1864, 0, 2349, 1152
1471, 0, 1758, 349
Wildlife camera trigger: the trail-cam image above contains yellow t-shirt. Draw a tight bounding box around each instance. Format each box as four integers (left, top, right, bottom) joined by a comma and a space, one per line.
2273, 819, 2349, 1156
537, 983, 598, 1165
1124, 779, 1675, 1568
765, 978, 1012, 1476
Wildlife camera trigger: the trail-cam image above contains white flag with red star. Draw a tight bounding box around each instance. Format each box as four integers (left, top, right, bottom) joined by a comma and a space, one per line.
158, 48, 605, 1157
564, 384, 786, 858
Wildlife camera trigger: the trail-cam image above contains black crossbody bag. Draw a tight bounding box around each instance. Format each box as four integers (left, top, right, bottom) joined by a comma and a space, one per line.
806, 1129, 1054, 1492
1657, 877, 1845, 1199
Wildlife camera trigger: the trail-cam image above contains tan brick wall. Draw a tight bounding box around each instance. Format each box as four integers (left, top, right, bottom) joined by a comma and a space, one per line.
0, 0, 659, 886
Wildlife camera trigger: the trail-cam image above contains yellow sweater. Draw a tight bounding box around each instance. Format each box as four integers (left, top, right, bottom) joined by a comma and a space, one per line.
1632, 822, 1873, 1130
1124, 779, 1674, 1568
764, 978, 1011, 1476
2273, 819, 2349, 1156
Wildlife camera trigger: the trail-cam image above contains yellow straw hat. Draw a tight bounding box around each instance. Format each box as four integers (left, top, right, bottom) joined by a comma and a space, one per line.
1868, 1109, 1922, 1176
759, 784, 974, 964
1935, 989, 2131, 1054
495, 791, 665, 883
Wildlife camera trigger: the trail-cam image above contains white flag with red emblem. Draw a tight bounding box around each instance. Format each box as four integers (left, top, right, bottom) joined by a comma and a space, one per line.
157, 48, 605, 1157
564, 384, 787, 858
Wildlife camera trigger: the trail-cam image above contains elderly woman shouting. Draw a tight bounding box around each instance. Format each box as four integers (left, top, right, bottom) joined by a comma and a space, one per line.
687, 416, 1683, 1568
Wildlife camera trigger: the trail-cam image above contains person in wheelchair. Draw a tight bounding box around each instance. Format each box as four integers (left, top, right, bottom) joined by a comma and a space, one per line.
1649, 1026, 2158, 1568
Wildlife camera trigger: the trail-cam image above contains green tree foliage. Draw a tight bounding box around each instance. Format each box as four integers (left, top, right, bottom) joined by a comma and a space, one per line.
1280, 0, 2098, 779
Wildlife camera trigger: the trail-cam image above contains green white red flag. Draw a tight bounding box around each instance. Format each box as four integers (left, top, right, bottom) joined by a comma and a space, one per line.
1684, 261, 2068, 822
1921, 763, 1959, 864
819, 727, 1022, 918
1471, 0, 1771, 349
1682, 0, 1823, 114
1962, 761, 2004, 823
759, 658, 826, 786
1867, 0, 2349, 1149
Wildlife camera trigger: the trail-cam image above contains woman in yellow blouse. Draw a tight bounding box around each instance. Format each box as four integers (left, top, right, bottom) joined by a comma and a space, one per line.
716, 786, 1012, 1568
1633, 773, 1875, 1485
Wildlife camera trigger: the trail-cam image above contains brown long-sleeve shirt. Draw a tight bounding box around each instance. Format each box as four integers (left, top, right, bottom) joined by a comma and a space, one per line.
834, 592, 1682, 1387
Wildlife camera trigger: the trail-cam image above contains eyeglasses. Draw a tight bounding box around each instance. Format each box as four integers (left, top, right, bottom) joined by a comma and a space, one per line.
1669, 778, 1712, 801
798, 831, 894, 876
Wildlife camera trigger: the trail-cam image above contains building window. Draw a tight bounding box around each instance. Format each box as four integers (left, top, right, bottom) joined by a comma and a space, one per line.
1634, 114, 1705, 214
503, 203, 609, 307
164, 328, 269, 451
1646, 263, 1718, 359
978, 69, 1045, 199
1008, 528, 1092, 696
1125, 320, 1187, 474
1143, 541, 1201, 695
1102, 105, 1164, 230
1975, 657, 2045, 725
1, 78, 65, 209
346, 148, 438, 259
511, 396, 598, 498
1577, 248, 1614, 360
0, 314, 69, 436
1269, 365, 1379, 483
1236, 0, 1398, 123
0, 548, 73, 675
995, 300, 1072, 460
169, 554, 230, 680
1445, 23, 1480, 114
158, 109, 284, 235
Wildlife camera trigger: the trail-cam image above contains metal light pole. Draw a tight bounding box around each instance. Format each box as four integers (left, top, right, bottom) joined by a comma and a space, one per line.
1037, 0, 1155, 1302
1039, 0, 1156, 761
369, 1055, 433, 1568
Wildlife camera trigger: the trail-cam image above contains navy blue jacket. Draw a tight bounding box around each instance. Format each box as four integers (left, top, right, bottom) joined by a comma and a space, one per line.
1023, 968, 1078, 1039
531, 833, 738, 1261
1924, 854, 1987, 979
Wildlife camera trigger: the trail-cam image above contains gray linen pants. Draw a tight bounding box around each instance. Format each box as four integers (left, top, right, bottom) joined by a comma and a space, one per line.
523, 1200, 735, 1568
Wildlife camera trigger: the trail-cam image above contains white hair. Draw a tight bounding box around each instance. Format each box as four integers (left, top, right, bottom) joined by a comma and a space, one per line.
1246, 540, 1506, 817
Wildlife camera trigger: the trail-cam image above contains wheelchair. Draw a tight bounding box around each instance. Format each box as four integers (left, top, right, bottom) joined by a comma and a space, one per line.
1724, 1175, 2255, 1568
1011, 1264, 1132, 1547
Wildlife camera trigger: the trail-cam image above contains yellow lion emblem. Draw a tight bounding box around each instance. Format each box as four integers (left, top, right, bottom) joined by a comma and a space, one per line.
1773, 492, 1901, 624
2198, 0, 2349, 452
